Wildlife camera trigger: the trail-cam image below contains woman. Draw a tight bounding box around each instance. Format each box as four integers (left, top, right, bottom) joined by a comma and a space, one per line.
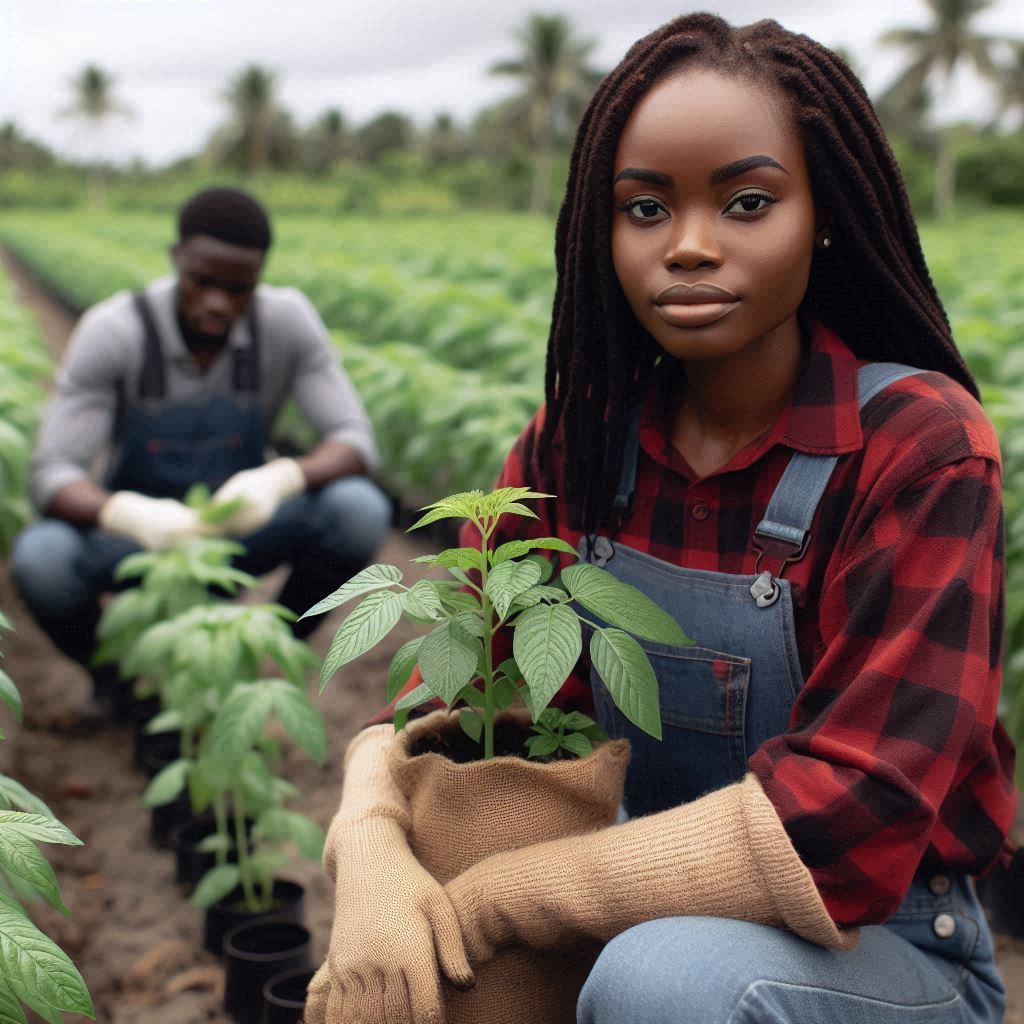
307, 14, 1015, 1023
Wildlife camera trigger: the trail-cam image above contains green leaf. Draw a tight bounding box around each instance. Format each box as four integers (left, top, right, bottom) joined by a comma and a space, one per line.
386, 637, 424, 703
394, 682, 436, 730
204, 686, 275, 779
491, 537, 578, 566
0, 814, 81, 847
459, 710, 483, 743
0, 832, 69, 915
300, 564, 403, 620
144, 709, 182, 735
492, 676, 518, 710
590, 628, 662, 740
412, 548, 484, 571
190, 863, 241, 908
560, 732, 593, 758
0, 905, 93, 1019
0, 671, 21, 723
403, 580, 444, 622
525, 734, 559, 758
199, 496, 246, 526
562, 711, 598, 732
0, 778, 53, 819
319, 590, 407, 691
272, 687, 327, 765
141, 759, 191, 808
512, 604, 582, 719
0, 972, 28, 1024
418, 620, 480, 704
485, 559, 542, 620
455, 683, 485, 709
255, 809, 325, 862
508, 584, 568, 615
495, 657, 521, 682
561, 564, 690, 644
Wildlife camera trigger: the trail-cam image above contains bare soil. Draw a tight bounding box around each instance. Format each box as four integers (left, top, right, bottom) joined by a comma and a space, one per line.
2, 251, 1021, 1023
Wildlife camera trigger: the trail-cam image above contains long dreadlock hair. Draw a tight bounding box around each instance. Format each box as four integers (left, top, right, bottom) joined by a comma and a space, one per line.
538, 13, 976, 535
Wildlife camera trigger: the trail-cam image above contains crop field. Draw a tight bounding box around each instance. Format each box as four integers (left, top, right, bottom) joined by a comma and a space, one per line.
2, 207, 1023, 710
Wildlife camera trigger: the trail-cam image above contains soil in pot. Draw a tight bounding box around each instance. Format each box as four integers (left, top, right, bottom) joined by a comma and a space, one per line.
261, 966, 315, 1024
410, 716, 577, 763
203, 879, 305, 958
223, 919, 311, 1024
977, 849, 1024, 938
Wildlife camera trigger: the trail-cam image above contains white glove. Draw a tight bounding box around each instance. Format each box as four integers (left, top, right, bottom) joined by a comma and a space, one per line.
209, 458, 306, 536
98, 491, 210, 551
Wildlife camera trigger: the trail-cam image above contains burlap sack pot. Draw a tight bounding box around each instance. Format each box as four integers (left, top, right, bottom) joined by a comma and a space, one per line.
387, 708, 630, 1024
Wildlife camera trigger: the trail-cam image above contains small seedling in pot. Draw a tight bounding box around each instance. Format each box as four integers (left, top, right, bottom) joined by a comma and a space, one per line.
305, 487, 692, 760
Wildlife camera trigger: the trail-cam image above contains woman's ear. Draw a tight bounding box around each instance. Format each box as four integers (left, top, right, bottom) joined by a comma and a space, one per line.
815, 209, 833, 251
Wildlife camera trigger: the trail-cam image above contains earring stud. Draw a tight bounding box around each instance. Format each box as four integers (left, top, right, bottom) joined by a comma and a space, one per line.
821, 235, 832, 249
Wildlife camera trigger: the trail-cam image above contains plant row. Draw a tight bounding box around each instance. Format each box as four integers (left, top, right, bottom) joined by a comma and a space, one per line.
0, 264, 53, 556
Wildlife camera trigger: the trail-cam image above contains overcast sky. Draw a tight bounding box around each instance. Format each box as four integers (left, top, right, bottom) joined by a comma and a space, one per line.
1, 0, 1022, 166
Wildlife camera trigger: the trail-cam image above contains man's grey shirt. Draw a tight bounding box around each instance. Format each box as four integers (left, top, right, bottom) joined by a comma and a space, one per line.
30, 275, 379, 512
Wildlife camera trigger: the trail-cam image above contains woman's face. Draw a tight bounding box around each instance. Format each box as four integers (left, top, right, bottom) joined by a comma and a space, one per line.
611, 68, 820, 365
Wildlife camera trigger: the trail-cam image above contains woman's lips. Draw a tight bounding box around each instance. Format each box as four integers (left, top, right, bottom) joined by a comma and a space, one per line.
653, 283, 739, 327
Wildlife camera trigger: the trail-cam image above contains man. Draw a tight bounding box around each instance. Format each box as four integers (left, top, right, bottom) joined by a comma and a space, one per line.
11, 186, 391, 718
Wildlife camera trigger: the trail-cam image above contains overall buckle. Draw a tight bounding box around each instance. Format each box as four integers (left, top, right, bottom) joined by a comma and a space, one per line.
750, 531, 809, 608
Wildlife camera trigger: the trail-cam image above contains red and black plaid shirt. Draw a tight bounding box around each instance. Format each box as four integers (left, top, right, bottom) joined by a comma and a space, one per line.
483, 322, 1017, 928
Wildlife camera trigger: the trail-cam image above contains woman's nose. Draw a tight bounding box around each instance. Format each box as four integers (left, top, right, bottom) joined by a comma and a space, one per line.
662, 213, 723, 271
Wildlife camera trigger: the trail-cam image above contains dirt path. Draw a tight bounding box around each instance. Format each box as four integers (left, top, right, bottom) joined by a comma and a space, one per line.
2, 252, 1021, 1022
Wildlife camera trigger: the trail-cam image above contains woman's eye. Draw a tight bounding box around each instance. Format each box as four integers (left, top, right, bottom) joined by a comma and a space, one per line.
725, 191, 778, 215
620, 197, 667, 222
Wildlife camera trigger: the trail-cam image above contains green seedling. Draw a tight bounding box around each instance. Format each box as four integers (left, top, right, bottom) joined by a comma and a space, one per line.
0, 612, 95, 1022
306, 487, 692, 760
183, 482, 247, 527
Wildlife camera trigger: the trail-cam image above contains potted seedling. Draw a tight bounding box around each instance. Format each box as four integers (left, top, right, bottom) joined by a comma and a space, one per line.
0, 612, 95, 1022
304, 487, 691, 1023
186, 678, 325, 1023
128, 602, 317, 851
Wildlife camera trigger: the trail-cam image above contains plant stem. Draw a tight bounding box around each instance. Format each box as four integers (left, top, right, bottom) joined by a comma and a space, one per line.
233, 791, 258, 912
479, 521, 495, 760
213, 796, 229, 866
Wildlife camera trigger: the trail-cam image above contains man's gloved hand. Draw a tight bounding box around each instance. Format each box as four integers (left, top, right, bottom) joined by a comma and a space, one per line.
98, 491, 210, 551
304, 719, 475, 1024
444, 773, 858, 965
209, 457, 305, 536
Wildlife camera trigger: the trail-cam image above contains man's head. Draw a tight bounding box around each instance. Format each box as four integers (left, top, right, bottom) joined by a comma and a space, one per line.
171, 187, 272, 342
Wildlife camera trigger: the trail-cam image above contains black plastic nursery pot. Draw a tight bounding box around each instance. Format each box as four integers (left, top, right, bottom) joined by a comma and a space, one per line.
261, 966, 315, 1024
977, 848, 1024, 938
150, 791, 193, 848
169, 817, 239, 890
223, 919, 311, 1024
203, 879, 305, 958
134, 727, 183, 777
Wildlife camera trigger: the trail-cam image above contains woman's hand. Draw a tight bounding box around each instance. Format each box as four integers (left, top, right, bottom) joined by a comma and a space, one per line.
304, 813, 475, 1024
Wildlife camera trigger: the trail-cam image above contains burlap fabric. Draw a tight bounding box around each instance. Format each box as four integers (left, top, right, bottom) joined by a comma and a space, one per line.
387, 709, 630, 1024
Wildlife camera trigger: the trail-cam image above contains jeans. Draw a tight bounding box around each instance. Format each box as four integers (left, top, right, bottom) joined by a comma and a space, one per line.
11, 475, 392, 663
577, 873, 1005, 1024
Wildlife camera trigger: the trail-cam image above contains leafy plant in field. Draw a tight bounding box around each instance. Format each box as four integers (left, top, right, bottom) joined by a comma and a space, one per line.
307, 487, 691, 760
186, 679, 326, 913
0, 612, 94, 1022
131, 602, 320, 909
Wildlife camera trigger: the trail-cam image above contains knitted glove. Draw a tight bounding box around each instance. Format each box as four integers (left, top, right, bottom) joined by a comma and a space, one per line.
445, 773, 857, 963
304, 720, 475, 1024
98, 491, 209, 550
210, 457, 305, 535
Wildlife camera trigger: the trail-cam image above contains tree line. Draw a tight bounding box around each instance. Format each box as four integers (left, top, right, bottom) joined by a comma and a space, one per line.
2, 4, 1024, 218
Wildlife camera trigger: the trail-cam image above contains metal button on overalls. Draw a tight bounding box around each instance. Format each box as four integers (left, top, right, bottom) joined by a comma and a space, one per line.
932, 913, 957, 939
928, 874, 952, 896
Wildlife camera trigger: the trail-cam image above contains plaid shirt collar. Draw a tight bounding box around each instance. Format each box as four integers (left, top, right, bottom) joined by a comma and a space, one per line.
639, 321, 863, 478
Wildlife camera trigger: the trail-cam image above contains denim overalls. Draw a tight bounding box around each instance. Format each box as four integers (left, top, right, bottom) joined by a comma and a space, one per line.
575, 363, 1005, 1023
104, 291, 266, 499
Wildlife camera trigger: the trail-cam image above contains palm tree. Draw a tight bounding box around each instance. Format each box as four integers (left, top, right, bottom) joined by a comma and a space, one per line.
881, 0, 1006, 218
994, 40, 1024, 124
221, 65, 287, 175
490, 13, 602, 214
304, 108, 350, 174
58, 64, 131, 205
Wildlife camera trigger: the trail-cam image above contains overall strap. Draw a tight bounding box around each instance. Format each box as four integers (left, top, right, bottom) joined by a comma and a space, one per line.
749, 362, 923, 606
232, 298, 261, 393
131, 291, 166, 400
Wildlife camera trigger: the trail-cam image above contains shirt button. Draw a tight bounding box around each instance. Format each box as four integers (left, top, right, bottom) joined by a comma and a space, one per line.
933, 913, 956, 939
691, 503, 710, 521
928, 874, 952, 896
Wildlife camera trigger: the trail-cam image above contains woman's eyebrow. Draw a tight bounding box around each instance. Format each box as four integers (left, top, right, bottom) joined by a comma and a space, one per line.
710, 155, 789, 184
614, 167, 673, 187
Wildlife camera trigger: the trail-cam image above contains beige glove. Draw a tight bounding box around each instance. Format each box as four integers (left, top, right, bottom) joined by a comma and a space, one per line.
210, 457, 305, 536
98, 491, 209, 550
445, 773, 858, 963
304, 719, 475, 1024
